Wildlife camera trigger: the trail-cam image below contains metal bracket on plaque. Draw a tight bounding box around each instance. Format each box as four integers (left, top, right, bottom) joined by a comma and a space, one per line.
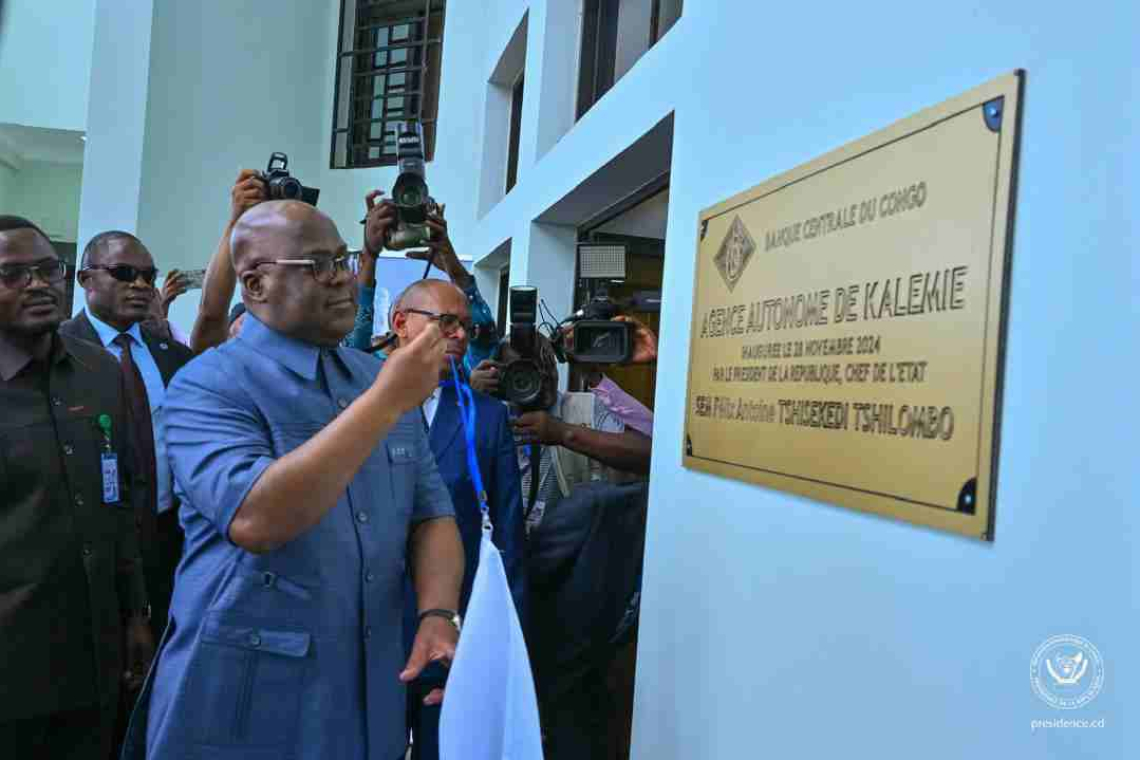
957, 477, 978, 514
983, 97, 1004, 132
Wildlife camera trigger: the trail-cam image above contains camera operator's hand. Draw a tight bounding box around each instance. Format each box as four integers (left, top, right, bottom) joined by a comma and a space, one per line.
374, 322, 446, 413
160, 269, 190, 317
615, 315, 658, 363
230, 169, 266, 224
469, 360, 501, 395
512, 411, 567, 446
363, 190, 397, 256
562, 314, 658, 364
406, 205, 473, 290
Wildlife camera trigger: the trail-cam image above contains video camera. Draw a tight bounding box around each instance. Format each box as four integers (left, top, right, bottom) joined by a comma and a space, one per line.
386, 121, 438, 250
260, 152, 320, 206
498, 286, 547, 408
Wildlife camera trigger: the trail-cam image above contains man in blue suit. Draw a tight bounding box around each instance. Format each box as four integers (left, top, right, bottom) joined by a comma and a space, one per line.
388, 279, 527, 760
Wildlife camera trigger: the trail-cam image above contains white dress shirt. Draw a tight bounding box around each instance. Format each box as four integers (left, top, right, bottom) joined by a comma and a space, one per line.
86, 310, 175, 514
422, 386, 442, 429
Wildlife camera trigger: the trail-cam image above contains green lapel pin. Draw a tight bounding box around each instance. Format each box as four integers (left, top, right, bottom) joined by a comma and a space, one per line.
97, 414, 113, 446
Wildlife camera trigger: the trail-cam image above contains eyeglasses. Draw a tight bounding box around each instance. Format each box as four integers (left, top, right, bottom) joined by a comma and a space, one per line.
0, 259, 68, 289
84, 264, 159, 285
403, 307, 473, 336
253, 253, 359, 284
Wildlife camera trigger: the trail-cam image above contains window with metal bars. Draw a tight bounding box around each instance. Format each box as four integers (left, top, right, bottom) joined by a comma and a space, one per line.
331, 0, 445, 169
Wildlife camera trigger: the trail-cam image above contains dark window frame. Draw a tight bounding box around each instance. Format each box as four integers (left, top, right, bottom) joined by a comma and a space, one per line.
331, 0, 446, 169
576, 0, 681, 121
505, 73, 525, 193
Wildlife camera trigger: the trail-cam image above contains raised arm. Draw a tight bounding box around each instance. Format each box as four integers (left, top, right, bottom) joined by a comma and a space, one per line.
190, 170, 264, 354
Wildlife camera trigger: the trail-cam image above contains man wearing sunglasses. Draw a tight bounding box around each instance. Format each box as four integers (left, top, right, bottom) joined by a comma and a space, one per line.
388, 279, 526, 760
0, 216, 153, 759
61, 232, 193, 649
124, 200, 464, 760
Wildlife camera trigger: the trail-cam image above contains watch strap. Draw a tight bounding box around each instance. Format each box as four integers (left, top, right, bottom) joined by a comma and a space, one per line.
419, 608, 461, 632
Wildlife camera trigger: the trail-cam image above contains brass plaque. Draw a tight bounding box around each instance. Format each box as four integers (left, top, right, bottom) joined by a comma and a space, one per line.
683, 72, 1023, 540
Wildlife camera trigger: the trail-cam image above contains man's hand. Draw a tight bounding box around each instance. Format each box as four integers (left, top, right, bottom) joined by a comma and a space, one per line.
160, 269, 189, 317
399, 616, 458, 706
374, 322, 445, 413
230, 169, 266, 224
404, 205, 472, 289
512, 410, 567, 446
469, 359, 501, 396
563, 315, 658, 364
123, 616, 155, 692
363, 190, 397, 256
617, 315, 658, 363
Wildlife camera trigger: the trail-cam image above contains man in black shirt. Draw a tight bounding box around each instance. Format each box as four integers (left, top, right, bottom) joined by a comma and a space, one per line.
0, 216, 154, 760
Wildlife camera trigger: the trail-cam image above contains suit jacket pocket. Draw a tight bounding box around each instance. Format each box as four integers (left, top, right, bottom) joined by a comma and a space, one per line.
183, 615, 311, 748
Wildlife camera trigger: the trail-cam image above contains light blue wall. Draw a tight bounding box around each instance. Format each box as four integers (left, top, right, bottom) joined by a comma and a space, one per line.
0, 0, 95, 129
633, 3, 1134, 759
5, 161, 84, 241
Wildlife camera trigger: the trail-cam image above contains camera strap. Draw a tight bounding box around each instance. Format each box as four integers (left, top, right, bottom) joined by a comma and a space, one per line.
448, 356, 491, 533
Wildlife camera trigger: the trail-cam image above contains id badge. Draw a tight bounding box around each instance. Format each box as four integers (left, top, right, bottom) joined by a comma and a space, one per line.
101, 452, 121, 504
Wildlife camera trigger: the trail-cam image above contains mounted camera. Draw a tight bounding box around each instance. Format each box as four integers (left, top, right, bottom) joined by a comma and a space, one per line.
260, 152, 320, 206
386, 121, 438, 250
559, 242, 634, 364
498, 286, 547, 408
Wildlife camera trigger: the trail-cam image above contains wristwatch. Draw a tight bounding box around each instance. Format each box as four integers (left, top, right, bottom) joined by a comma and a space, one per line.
419, 608, 462, 634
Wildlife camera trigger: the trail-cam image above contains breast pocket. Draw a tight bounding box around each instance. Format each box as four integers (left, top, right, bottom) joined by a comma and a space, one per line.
386, 438, 417, 520
182, 615, 312, 748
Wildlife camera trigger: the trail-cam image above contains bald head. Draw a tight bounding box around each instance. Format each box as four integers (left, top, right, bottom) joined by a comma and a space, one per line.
230, 200, 340, 273
233, 200, 355, 347
391, 278, 470, 379
392, 278, 464, 317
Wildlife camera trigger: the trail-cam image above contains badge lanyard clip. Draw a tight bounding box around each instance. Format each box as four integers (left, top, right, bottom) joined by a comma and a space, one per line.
448, 357, 492, 534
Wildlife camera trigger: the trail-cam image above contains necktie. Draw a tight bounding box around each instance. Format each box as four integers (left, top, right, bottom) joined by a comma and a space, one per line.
114, 334, 158, 515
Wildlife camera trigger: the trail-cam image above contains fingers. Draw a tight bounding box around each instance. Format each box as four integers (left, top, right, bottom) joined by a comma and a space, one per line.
423, 688, 445, 707
365, 189, 384, 211
235, 168, 259, 182
399, 638, 430, 683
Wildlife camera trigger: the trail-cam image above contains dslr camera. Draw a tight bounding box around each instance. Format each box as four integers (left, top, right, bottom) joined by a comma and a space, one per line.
259, 152, 320, 206
386, 121, 438, 250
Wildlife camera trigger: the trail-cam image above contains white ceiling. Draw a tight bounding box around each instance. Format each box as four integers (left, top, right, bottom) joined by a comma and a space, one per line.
0, 122, 86, 165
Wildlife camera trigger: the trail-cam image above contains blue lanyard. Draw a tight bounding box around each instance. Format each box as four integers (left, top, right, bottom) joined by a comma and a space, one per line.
448, 357, 492, 533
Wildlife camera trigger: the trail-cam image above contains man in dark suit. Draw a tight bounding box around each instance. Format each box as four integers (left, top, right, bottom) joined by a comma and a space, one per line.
61, 231, 193, 645
387, 278, 526, 760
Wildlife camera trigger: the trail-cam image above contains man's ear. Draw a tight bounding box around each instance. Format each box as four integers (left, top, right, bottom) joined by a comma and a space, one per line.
391, 310, 409, 340
240, 270, 268, 304
76, 269, 92, 290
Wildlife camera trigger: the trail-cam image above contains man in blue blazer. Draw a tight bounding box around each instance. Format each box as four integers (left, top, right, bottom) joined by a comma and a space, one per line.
388, 279, 527, 760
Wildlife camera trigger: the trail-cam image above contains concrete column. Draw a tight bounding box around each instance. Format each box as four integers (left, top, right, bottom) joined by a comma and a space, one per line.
75, 0, 155, 312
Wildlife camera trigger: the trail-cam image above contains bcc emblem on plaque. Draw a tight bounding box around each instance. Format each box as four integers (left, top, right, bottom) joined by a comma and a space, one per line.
713, 216, 756, 291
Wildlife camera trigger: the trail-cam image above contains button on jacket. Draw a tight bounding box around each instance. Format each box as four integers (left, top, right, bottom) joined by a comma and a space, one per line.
126, 314, 454, 760
0, 332, 147, 721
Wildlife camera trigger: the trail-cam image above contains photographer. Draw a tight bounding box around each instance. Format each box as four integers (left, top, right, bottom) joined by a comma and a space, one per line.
352, 193, 498, 369
189, 169, 265, 354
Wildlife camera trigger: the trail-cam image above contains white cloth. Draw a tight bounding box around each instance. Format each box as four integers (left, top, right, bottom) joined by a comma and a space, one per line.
439, 530, 543, 760
423, 386, 442, 428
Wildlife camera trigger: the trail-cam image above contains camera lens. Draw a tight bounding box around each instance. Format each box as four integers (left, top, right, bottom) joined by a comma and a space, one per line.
278, 177, 302, 200
501, 360, 543, 407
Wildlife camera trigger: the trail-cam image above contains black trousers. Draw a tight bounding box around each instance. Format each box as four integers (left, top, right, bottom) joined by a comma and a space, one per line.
0, 702, 114, 760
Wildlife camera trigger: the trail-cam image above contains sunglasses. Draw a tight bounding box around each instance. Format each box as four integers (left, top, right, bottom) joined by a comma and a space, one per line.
84, 264, 159, 285
0, 259, 67, 290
